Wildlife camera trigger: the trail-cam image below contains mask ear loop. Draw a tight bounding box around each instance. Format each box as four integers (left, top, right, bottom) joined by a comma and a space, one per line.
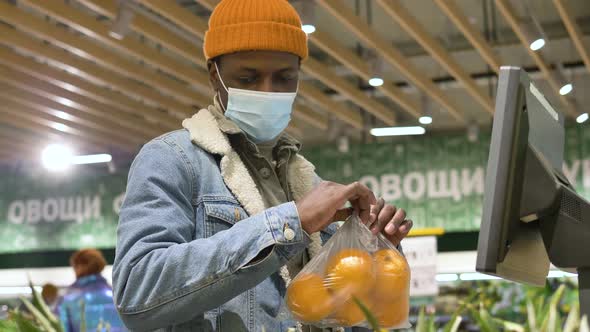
214, 61, 230, 112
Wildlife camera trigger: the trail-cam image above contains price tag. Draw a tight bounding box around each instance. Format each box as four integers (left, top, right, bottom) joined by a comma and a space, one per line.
401, 236, 438, 296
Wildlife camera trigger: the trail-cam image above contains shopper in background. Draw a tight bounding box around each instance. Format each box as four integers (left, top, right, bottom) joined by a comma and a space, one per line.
56, 249, 125, 332
113, 0, 413, 331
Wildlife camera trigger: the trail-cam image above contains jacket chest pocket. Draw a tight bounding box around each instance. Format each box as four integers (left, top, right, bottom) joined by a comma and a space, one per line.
203, 201, 249, 237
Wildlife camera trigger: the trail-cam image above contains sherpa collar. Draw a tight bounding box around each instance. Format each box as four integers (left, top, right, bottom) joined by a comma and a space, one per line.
182, 108, 323, 275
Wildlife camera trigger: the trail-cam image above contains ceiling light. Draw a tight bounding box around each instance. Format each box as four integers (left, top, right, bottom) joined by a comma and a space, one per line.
529, 38, 545, 51
370, 126, 426, 137
368, 77, 384, 87
419, 93, 434, 125
337, 136, 349, 153
302, 24, 316, 34
367, 51, 386, 88
110, 0, 135, 40
42, 144, 73, 171
299, 0, 316, 35
576, 113, 588, 124
467, 122, 479, 142
559, 83, 573, 95
71, 154, 113, 165
419, 116, 432, 125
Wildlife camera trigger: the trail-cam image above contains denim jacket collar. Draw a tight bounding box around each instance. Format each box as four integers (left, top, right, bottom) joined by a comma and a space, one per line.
182, 108, 323, 287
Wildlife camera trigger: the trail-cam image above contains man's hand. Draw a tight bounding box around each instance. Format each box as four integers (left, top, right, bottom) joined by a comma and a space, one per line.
367, 198, 413, 246
296, 181, 377, 234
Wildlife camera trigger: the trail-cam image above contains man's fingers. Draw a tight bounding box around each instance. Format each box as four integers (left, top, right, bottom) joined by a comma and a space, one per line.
349, 198, 372, 225
385, 219, 413, 246
331, 207, 354, 222
384, 208, 406, 235
371, 204, 395, 235
344, 182, 377, 208
398, 219, 413, 234
369, 198, 385, 226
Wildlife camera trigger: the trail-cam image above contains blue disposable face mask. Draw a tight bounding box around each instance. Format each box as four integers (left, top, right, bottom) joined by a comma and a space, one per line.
215, 62, 297, 143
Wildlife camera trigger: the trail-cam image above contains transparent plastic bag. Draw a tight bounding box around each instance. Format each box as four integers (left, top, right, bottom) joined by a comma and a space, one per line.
286, 214, 411, 330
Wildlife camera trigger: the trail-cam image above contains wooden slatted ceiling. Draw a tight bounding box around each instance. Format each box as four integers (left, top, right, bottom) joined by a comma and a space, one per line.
495, 0, 579, 118
0, 66, 167, 137
0, 49, 182, 129
75, 0, 348, 130
315, 0, 466, 123
434, 0, 503, 75
376, 0, 494, 116
137, 0, 383, 128
0, 116, 101, 153
0, 2, 210, 108
552, 0, 590, 75
0, 27, 197, 117
0, 0, 586, 166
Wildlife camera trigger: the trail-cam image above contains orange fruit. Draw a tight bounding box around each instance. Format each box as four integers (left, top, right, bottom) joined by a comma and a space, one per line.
286, 273, 335, 322
331, 295, 371, 327
373, 249, 410, 301
325, 248, 375, 298
372, 296, 410, 328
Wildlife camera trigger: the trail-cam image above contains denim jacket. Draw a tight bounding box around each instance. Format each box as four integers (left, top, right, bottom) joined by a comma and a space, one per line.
113, 109, 334, 331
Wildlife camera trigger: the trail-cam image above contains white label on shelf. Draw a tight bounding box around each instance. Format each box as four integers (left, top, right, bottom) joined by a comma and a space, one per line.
409, 266, 439, 297
402, 236, 439, 296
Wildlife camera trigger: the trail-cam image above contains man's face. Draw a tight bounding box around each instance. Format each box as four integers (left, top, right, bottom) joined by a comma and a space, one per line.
208, 50, 300, 111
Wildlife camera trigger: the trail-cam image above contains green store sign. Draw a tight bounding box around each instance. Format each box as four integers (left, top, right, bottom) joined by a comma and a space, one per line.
305, 126, 590, 233
1, 126, 589, 253
0, 171, 126, 254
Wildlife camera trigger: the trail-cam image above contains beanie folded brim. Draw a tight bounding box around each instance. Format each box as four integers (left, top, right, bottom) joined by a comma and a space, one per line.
204, 21, 308, 60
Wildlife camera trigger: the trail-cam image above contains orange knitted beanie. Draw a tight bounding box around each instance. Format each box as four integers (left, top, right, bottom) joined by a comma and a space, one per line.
204, 0, 309, 60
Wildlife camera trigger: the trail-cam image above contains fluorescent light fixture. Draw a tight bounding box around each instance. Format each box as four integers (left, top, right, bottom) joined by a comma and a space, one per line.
0, 286, 42, 296
529, 38, 545, 51
71, 154, 113, 165
559, 83, 573, 95
368, 77, 384, 87
302, 24, 316, 34
459, 272, 501, 281
576, 113, 589, 124
370, 126, 426, 137
419, 116, 433, 125
42, 146, 112, 170
435, 273, 459, 282
42, 144, 73, 171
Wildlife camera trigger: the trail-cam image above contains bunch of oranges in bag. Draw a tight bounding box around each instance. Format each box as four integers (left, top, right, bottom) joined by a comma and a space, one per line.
286, 247, 410, 328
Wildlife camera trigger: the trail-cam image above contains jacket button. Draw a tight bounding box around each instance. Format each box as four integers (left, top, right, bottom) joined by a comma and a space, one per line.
284, 228, 295, 241
260, 167, 271, 179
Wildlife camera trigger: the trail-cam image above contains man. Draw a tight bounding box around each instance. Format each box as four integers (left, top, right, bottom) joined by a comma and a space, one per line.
113, 0, 413, 331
